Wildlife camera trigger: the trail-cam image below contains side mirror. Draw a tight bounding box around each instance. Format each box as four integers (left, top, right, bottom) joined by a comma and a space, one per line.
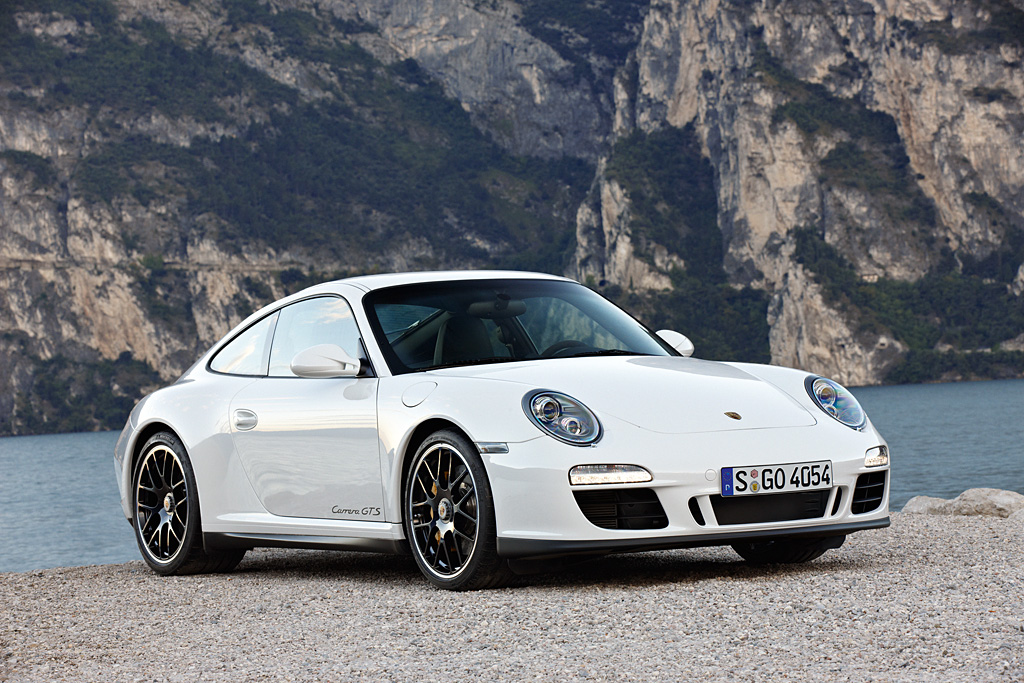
290, 344, 361, 378
656, 330, 695, 358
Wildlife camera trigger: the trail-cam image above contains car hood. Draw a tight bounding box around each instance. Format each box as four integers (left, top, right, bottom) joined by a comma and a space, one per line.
430, 355, 817, 434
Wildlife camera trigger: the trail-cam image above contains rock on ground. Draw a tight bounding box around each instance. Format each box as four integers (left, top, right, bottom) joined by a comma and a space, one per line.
903, 488, 1024, 518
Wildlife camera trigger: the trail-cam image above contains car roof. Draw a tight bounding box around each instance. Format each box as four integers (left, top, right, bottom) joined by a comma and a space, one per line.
325, 270, 574, 292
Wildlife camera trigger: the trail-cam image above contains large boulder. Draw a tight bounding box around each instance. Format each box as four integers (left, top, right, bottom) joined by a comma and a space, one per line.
903, 488, 1024, 518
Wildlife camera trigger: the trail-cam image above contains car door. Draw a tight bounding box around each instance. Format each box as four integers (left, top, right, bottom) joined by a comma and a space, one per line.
228, 295, 384, 521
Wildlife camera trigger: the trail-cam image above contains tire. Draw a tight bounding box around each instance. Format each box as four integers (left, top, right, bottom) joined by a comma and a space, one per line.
132, 431, 246, 575
731, 535, 845, 565
404, 430, 513, 590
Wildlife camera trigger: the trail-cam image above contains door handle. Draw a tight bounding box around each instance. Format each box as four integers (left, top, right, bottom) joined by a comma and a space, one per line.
233, 409, 258, 431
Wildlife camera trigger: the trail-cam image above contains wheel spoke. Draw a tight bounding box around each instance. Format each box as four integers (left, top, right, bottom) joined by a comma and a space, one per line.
450, 467, 468, 489
146, 522, 162, 549
449, 534, 464, 569
440, 535, 454, 570
156, 454, 169, 489
429, 535, 442, 569
140, 465, 155, 490
443, 449, 452, 489
455, 486, 475, 507
415, 472, 431, 497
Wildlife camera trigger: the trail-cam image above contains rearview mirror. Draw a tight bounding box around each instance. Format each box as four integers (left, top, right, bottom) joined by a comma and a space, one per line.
656, 330, 694, 357
291, 344, 361, 378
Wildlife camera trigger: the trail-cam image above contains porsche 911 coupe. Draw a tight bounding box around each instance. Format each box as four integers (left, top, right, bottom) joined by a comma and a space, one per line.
115, 271, 890, 589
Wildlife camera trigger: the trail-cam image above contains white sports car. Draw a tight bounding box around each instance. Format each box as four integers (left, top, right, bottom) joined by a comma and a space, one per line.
115, 270, 890, 589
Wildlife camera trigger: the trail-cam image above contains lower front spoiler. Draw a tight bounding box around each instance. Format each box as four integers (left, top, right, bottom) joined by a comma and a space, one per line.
497, 517, 890, 560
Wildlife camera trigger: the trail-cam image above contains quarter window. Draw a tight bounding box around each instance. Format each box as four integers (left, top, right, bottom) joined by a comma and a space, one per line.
209, 313, 278, 376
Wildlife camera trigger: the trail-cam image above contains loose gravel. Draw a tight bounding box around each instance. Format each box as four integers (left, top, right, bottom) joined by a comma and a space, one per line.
2, 512, 1022, 682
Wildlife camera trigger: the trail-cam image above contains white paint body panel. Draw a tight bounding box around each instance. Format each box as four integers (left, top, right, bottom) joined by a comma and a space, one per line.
228, 376, 383, 521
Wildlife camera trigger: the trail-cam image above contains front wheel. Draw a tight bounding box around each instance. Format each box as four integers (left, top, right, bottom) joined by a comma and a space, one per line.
404, 430, 513, 590
731, 535, 845, 564
133, 431, 245, 575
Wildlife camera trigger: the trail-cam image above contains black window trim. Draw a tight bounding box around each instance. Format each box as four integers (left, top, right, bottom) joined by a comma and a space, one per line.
207, 294, 375, 379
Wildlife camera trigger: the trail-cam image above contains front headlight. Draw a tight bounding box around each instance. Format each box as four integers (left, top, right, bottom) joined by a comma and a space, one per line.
522, 390, 602, 445
805, 376, 866, 430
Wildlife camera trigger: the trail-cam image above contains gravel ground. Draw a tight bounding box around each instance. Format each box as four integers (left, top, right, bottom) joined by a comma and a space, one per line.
2, 512, 1022, 682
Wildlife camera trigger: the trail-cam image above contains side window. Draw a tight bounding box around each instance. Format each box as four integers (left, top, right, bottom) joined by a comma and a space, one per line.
269, 297, 363, 377
209, 313, 278, 376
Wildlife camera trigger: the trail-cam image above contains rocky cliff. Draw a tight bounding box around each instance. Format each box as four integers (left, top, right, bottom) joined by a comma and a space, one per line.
1, 0, 1023, 434
587, 0, 1024, 385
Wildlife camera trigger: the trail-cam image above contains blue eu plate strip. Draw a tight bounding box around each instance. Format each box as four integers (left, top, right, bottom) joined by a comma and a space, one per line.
721, 467, 734, 497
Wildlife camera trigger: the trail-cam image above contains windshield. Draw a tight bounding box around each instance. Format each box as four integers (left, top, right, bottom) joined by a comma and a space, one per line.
364, 278, 675, 374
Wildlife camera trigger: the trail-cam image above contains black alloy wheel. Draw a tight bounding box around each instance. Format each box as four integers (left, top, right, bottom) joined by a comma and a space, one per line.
133, 431, 245, 575
404, 430, 512, 590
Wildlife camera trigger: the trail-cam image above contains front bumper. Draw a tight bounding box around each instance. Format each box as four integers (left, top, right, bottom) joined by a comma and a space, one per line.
486, 413, 891, 558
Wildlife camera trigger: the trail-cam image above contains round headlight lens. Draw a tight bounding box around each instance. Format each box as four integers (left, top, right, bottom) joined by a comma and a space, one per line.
532, 396, 561, 422
806, 376, 866, 429
523, 391, 601, 445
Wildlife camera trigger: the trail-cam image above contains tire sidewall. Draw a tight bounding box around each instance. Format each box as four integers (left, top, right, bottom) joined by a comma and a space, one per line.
132, 431, 202, 575
404, 430, 497, 590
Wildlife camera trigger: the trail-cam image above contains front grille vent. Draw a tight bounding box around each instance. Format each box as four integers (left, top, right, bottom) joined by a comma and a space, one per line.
830, 488, 844, 516
851, 472, 887, 514
688, 497, 706, 526
573, 488, 668, 530
710, 490, 830, 526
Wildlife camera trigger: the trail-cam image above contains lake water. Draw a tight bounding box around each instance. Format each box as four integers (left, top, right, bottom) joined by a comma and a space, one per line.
1, 379, 1022, 573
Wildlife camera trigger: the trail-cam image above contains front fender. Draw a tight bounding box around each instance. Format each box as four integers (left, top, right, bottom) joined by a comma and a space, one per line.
376, 374, 549, 524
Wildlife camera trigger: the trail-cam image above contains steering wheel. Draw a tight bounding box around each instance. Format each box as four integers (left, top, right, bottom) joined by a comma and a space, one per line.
540, 340, 587, 358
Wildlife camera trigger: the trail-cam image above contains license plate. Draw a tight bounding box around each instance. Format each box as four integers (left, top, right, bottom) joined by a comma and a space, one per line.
721, 460, 832, 496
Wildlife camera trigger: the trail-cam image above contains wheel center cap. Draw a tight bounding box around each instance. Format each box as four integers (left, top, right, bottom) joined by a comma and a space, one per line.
163, 493, 175, 513
437, 498, 453, 523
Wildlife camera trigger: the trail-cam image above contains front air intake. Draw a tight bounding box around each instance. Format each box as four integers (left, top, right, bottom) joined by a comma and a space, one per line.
710, 490, 830, 525
851, 472, 887, 514
573, 488, 668, 530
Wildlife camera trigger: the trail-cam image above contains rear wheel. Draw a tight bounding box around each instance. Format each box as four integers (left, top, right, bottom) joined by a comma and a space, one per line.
731, 535, 845, 564
404, 430, 513, 590
133, 431, 245, 575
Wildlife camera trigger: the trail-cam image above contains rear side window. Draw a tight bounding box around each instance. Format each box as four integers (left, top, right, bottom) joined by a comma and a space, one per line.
209, 313, 278, 376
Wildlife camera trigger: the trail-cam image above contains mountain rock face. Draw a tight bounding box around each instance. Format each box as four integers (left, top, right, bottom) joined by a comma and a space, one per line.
615, 0, 1024, 385
1, 0, 1023, 434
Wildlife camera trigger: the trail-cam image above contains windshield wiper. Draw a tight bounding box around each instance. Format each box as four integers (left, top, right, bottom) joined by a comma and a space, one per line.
427, 356, 526, 370
565, 349, 651, 358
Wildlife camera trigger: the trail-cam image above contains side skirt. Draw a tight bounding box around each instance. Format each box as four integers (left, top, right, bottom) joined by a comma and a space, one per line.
204, 532, 408, 555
